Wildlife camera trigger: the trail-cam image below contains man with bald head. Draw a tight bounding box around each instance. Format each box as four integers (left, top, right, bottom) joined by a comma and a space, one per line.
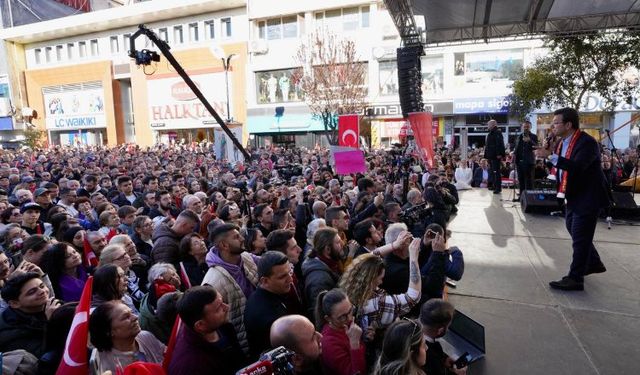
270, 315, 323, 375
484, 119, 506, 194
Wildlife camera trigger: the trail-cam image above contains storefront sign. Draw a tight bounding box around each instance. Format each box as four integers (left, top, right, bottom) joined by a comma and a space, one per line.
359, 101, 453, 117
43, 86, 107, 130
453, 97, 511, 114
147, 70, 230, 129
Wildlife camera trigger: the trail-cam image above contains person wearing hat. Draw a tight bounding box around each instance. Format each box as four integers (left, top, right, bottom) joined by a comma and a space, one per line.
33, 188, 53, 219
20, 203, 46, 236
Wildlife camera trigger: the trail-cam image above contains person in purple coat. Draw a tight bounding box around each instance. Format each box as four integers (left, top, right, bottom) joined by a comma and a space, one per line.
41, 242, 88, 302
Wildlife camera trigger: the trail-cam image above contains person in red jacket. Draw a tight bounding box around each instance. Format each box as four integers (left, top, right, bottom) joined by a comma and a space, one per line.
315, 288, 366, 375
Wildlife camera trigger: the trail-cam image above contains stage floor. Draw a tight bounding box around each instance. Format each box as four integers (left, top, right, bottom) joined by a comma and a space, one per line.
446, 188, 640, 375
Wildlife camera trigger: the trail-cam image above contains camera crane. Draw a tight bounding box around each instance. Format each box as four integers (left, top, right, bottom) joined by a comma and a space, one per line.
127, 24, 250, 161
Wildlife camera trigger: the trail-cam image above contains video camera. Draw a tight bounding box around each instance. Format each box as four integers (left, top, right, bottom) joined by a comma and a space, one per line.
399, 202, 432, 228
236, 346, 295, 375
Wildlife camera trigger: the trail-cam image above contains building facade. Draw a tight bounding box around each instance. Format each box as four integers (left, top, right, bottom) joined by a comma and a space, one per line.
0, 0, 249, 148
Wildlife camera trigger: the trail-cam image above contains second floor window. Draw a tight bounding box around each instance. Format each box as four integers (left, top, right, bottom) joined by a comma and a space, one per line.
110, 36, 119, 54
79, 41, 87, 58
189, 23, 199, 42
259, 16, 298, 40
67, 43, 75, 60
174, 25, 184, 44
159, 28, 168, 42
205, 20, 215, 39
221, 18, 232, 38
90, 39, 99, 56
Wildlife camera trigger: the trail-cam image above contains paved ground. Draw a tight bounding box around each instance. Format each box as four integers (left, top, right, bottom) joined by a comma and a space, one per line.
446, 188, 640, 375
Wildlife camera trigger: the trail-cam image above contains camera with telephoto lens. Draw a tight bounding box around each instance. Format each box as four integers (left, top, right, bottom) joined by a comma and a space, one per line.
235, 180, 248, 193
399, 202, 432, 228
236, 346, 295, 375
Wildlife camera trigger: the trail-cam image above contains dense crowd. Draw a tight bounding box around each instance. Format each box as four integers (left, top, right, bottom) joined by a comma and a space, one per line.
0, 137, 635, 375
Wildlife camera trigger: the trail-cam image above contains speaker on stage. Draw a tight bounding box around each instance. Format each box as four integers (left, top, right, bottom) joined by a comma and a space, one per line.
521, 189, 561, 214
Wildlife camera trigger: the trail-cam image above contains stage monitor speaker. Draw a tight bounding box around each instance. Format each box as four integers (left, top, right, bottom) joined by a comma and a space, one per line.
521, 189, 560, 214
611, 191, 638, 211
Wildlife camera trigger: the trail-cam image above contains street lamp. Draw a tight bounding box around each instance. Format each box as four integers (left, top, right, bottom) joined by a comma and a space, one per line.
211, 45, 237, 123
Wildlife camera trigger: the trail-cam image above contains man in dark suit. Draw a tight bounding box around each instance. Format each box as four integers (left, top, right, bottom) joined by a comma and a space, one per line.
472, 159, 491, 188
536, 107, 610, 291
513, 120, 538, 196
484, 120, 506, 194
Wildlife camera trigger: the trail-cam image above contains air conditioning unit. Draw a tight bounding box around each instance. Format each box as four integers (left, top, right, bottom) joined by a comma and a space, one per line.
249, 40, 268, 54
0, 98, 12, 117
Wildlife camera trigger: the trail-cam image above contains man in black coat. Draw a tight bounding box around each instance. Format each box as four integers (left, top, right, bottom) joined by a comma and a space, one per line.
419, 299, 467, 375
244, 251, 293, 358
513, 120, 539, 195
536, 107, 610, 291
483, 120, 506, 194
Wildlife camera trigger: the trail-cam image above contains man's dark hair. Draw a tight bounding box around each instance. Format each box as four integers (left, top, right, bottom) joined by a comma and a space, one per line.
419, 299, 455, 329
384, 202, 400, 217
177, 285, 218, 330
21, 234, 49, 256
325, 206, 346, 228
177, 209, 200, 224
1, 272, 41, 302
59, 188, 73, 197
353, 218, 376, 246
83, 174, 97, 183
272, 209, 290, 229
554, 107, 580, 130
266, 229, 294, 253
117, 205, 137, 218
209, 223, 239, 245
142, 176, 158, 186
357, 177, 374, 192
116, 176, 132, 186
43, 182, 58, 190
156, 190, 170, 200
253, 203, 269, 221
172, 174, 184, 182
257, 251, 288, 279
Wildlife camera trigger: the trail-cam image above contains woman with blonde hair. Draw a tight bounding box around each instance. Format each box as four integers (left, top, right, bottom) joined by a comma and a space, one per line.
339, 238, 421, 330
374, 319, 427, 375
99, 243, 144, 306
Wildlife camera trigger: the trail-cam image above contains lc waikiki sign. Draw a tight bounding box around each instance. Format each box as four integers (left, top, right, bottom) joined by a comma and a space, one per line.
146, 69, 230, 129
43, 85, 107, 130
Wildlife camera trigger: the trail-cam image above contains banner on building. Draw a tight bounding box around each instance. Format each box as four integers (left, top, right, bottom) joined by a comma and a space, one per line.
147, 68, 231, 129
338, 114, 359, 148
214, 125, 244, 164
408, 112, 435, 168
43, 84, 107, 130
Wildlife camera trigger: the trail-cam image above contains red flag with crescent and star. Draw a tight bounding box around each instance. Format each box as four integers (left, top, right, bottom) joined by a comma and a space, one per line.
56, 276, 93, 375
408, 112, 435, 169
338, 114, 359, 148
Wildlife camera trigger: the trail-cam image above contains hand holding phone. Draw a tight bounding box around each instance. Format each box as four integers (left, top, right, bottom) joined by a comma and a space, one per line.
454, 352, 469, 369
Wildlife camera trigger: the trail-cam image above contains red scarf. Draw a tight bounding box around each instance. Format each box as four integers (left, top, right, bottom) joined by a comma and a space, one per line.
555, 130, 581, 198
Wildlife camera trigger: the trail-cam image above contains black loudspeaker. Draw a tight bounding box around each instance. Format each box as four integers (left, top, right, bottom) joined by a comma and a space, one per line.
611, 191, 638, 210
521, 189, 561, 214
397, 46, 424, 117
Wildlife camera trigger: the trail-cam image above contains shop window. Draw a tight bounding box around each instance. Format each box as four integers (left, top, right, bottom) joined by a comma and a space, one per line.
174, 25, 184, 44
90, 39, 99, 56
221, 18, 232, 38
189, 23, 199, 42
35, 48, 42, 64
110, 36, 119, 54
205, 20, 215, 39
255, 68, 304, 104
79, 41, 87, 58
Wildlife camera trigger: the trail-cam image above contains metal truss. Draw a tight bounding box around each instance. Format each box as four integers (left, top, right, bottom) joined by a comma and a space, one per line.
383, 0, 423, 47
425, 11, 640, 45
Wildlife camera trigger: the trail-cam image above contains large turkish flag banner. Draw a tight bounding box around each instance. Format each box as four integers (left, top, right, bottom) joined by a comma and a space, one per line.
338, 114, 360, 148
408, 112, 435, 169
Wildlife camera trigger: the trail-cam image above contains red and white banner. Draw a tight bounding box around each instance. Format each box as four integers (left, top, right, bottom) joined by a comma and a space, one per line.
56, 277, 93, 375
338, 114, 359, 148
408, 112, 435, 169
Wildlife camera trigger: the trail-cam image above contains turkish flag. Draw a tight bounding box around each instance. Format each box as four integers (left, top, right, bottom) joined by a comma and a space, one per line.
56, 276, 93, 375
163, 315, 183, 371
338, 115, 359, 148
408, 112, 435, 169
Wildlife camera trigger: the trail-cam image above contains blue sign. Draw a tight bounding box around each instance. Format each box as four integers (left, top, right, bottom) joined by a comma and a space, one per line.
0, 117, 13, 131
247, 113, 325, 134
453, 97, 511, 114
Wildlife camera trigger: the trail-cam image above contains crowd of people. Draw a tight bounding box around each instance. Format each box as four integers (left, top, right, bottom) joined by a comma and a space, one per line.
0, 114, 637, 374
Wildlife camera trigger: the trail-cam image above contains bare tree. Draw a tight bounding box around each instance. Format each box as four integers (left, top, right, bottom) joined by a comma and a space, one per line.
295, 31, 367, 145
